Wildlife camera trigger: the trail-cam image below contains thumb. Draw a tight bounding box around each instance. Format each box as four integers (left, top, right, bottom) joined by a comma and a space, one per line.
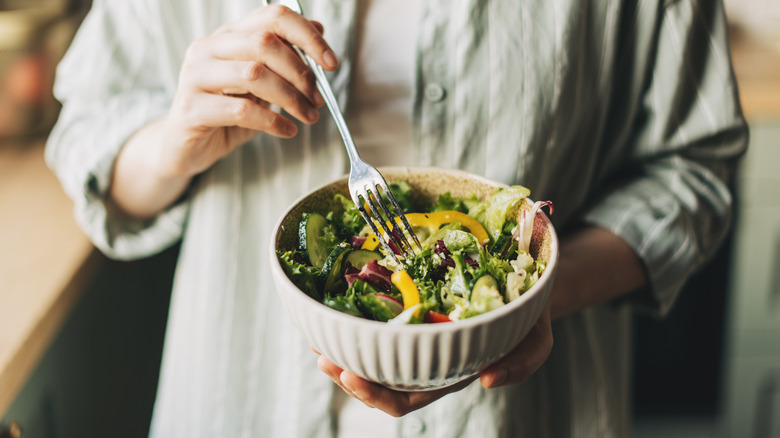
480, 306, 553, 388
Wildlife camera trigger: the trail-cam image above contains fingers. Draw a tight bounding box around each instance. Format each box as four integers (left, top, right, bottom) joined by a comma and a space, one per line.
202, 28, 323, 106
236, 5, 338, 71
192, 59, 320, 124
317, 355, 475, 417
340, 372, 413, 416
316, 310, 553, 418
480, 307, 554, 389
316, 356, 362, 402
309, 20, 324, 36
175, 92, 298, 138
181, 36, 321, 127
318, 312, 553, 417
341, 372, 475, 417
174, 4, 336, 137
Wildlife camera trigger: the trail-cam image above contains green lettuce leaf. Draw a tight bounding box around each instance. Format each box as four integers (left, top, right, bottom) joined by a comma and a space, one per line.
469, 185, 531, 242
278, 250, 322, 300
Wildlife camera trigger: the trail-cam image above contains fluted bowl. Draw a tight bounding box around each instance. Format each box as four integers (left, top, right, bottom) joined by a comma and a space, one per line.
270, 167, 558, 391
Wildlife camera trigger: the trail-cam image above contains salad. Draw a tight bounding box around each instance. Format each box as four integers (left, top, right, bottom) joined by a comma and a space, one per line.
277, 182, 552, 324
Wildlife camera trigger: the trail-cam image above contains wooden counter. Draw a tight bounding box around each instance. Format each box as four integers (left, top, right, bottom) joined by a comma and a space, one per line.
730, 28, 780, 119
0, 141, 99, 415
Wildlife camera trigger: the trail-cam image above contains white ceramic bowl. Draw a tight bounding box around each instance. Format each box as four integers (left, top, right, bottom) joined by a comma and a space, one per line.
270, 167, 558, 391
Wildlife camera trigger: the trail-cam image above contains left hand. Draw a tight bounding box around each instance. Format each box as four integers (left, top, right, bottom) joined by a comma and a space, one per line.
316, 303, 553, 417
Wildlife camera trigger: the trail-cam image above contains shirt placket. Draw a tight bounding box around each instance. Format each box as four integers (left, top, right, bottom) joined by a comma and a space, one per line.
414, 0, 454, 168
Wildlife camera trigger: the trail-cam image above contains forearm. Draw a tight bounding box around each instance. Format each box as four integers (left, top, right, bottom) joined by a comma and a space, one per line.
109, 118, 192, 219
548, 225, 648, 320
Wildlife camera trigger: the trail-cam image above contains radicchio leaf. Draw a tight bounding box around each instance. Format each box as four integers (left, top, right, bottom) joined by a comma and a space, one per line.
344, 260, 393, 292
350, 236, 367, 249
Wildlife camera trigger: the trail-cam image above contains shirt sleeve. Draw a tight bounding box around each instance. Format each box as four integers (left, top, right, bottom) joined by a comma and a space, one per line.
582, 0, 748, 316
45, 0, 186, 261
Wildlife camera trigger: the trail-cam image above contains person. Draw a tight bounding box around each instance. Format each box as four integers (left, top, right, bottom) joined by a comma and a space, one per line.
46, 0, 747, 436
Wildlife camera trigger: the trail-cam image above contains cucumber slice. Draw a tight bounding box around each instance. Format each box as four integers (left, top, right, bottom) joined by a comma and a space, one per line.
299, 212, 330, 268
490, 233, 512, 255
344, 249, 382, 270
320, 243, 352, 295
464, 274, 505, 318
471, 275, 499, 301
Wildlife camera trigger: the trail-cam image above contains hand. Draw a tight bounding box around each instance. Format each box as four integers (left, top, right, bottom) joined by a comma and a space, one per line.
109, 5, 338, 218
316, 303, 553, 417
157, 4, 337, 178
317, 226, 646, 417
479, 302, 553, 388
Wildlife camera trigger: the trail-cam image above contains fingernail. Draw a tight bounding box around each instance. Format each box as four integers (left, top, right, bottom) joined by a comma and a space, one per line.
341, 372, 356, 392
316, 356, 328, 372
322, 49, 338, 69
285, 122, 298, 137
307, 107, 319, 122
313, 91, 325, 106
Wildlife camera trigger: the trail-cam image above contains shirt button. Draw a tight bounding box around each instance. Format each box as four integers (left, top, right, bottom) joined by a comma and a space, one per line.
424, 83, 446, 102
402, 416, 426, 436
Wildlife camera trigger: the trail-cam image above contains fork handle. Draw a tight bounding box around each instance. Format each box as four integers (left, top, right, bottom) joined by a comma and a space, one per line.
292, 46, 362, 165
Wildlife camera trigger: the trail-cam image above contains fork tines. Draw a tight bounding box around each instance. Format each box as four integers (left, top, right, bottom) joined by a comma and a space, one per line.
352, 182, 422, 264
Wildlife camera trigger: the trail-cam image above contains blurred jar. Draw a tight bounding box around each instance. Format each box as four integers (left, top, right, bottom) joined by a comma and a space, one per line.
0, 0, 80, 140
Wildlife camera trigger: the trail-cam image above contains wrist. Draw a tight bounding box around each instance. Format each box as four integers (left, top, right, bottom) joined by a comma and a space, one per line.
151, 117, 202, 179
545, 225, 647, 321
109, 118, 193, 219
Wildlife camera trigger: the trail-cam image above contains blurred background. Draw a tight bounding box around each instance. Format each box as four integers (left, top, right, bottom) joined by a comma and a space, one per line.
0, 0, 778, 437
0, 0, 83, 140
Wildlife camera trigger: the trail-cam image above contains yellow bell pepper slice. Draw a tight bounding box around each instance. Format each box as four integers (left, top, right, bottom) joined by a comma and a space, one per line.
361, 210, 490, 250
391, 270, 420, 312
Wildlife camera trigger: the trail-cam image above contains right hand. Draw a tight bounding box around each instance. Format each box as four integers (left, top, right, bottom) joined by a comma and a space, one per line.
157, 4, 337, 179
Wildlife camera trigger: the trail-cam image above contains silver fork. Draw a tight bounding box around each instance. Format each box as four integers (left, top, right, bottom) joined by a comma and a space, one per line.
279, 0, 422, 263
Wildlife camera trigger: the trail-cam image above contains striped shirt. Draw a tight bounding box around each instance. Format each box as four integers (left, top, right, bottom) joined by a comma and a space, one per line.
46, 0, 747, 436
